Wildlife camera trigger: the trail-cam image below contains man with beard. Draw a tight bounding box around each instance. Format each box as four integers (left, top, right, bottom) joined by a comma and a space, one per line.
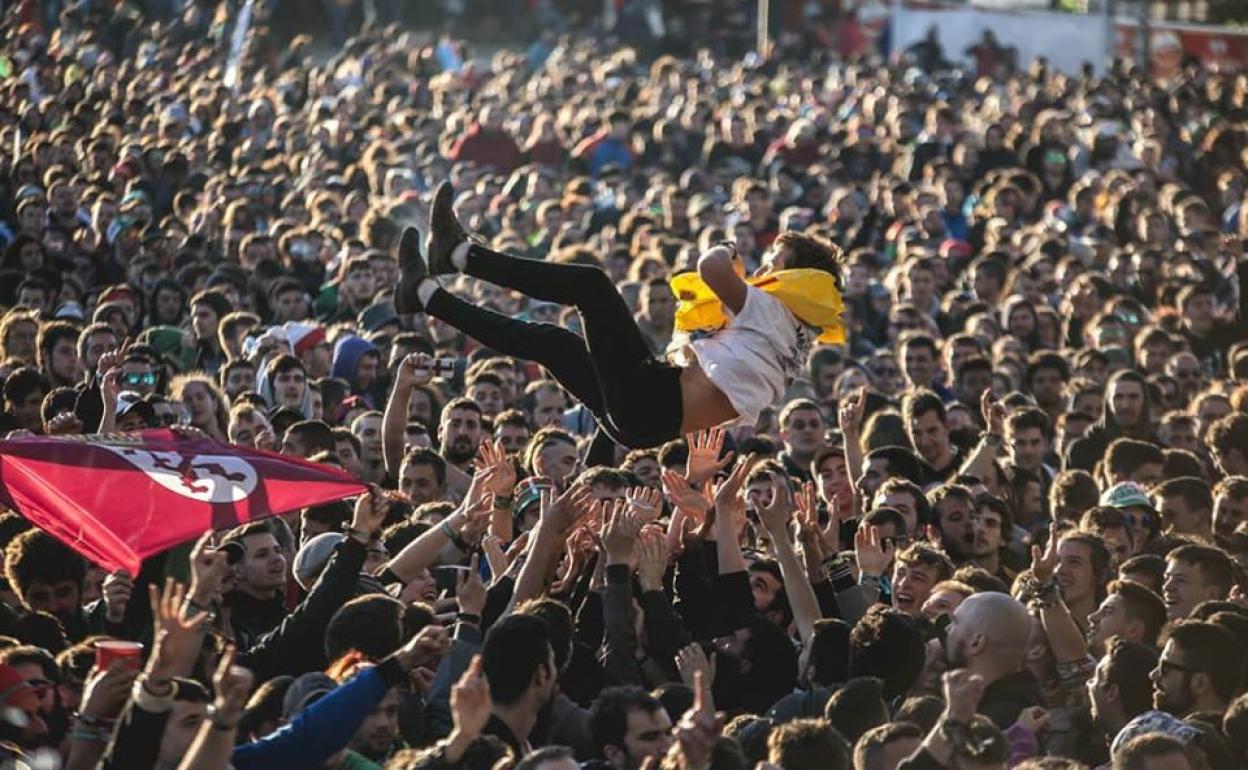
3, 530, 93, 641
1087, 637, 1158, 748
588, 687, 673, 770
480, 614, 558, 757
438, 397, 484, 477
928, 484, 977, 565
1066, 371, 1156, 473
941, 591, 1038, 728
1150, 620, 1244, 717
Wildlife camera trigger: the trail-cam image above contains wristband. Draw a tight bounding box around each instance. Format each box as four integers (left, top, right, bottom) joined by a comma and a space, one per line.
456, 612, 481, 626
344, 524, 375, 542
70, 725, 112, 743
440, 519, 469, 550
73, 712, 116, 729
493, 494, 514, 508
983, 432, 1004, 447
184, 598, 217, 622
206, 703, 240, 731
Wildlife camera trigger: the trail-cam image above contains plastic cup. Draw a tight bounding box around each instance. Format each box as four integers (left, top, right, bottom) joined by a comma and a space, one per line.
94, 640, 144, 672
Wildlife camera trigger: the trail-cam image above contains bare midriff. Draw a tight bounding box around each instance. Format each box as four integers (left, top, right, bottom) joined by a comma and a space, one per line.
678, 358, 739, 433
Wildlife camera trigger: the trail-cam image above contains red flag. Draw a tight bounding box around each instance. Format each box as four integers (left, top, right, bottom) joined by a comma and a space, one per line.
0, 429, 367, 574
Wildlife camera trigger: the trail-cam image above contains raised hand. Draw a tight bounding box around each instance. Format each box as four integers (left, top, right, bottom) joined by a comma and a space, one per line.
541, 482, 594, 535
853, 524, 895, 579
456, 554, 486, 617
95, 337, 130, 377
672, 670, 724, 770
397, 624, 451, 671
757, 471, 795, 538
675, 643, 717, 690
100, 367, 121, 405
478, 439, 517, 499
685, 428, 734, 486
712, 454, 756, 510
147, 578, 211, 681
838, 386, 867, 439
450, 655, 492, 740
349, 485, 388, 538
394, 353, 435, 389
1031, 523, 1060, 584
980, 389, 1006, 436
624, 485, 663, 524
636, 526, 669, 592
102, 570, 134, 624
942, 669, 986, 723
480, 534, 508, 580
602, 499, 642, 566
462, 466, 498, 512
188, 531, 232, 607
45, 412, 85, 436
211, 646, 254, 724
661, 469, 710, 516
79, 660, 140, 721
1015, 706, 1050, 735
458, 494, 495, 547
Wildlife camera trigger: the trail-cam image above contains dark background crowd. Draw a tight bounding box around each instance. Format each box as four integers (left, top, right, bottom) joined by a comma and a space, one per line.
1, 1, 1248, 770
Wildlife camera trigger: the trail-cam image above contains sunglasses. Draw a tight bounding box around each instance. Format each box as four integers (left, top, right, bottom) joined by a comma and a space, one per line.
123, 372, 157, 386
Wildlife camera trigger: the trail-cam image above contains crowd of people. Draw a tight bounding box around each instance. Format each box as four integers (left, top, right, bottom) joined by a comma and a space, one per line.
2, 2, 1248, 770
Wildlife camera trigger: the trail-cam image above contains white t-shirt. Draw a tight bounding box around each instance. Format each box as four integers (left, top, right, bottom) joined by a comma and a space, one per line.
675, 285, 814, 425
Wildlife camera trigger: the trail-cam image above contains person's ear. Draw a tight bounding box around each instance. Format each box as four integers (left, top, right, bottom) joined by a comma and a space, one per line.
602, 745, 626, 768
967, 632, 988, 657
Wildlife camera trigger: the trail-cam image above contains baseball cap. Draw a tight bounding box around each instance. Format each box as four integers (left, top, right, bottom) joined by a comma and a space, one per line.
116, 392, 156, 424
1110, 710, 1199, 756
1100, 482, 1152, 511
514, 477, 556, 519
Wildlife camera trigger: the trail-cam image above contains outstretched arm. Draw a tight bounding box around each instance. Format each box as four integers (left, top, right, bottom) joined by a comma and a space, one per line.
697, 244, 748, 315
383, 353, 433, 479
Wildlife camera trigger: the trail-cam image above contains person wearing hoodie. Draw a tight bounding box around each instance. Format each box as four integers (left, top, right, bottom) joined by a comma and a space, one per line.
1065, 370, 1157, 473
257, 353, 314, 419
332, 335, 385, 408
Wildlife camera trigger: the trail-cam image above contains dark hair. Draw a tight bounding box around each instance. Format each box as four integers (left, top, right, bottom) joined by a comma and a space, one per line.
2, 367, 50, 406
1168, 544, 1235, 596
863, 446, 923, 486
874, 478, 932, 527
4, 529, 87, 609
849, 607, 925, 700
1152, 476, 1213, 518
772, 231, 844, 284
324, 594, 406, 662
589, 686, 664, 760
1168, 621, 1246, 701
400, 447, 448, 489
808, 618, 851, 687
237, 675, 295, 741
901, 389, 946, 427
512, 746, 575, 770
285, 419, 336, 455
1025, 351, 1070, 386
515, 598, 574, 674
1109, 580, 1167, 647
303, 500, 352, 529
1104, 636, 1160, 721
482, 613, 552, 706
823, 677, 887, 744
0, 645, 58, 682
1113, 733, 1190, 770
1225, 693, 1248, 764
853, 721, 924, 770
766, 718, 850, 770
1007, 407, 1052, 440
722, 615, 799, 715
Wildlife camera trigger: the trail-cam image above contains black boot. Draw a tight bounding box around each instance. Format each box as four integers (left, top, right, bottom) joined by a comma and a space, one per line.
394, 226, 428, 314
425, 181, 469, 276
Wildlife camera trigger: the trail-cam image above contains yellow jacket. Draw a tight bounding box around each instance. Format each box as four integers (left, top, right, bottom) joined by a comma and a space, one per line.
670, 268, 846, 344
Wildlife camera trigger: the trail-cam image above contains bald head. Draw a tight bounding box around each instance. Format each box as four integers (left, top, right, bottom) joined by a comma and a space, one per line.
944, 592, 1032, 680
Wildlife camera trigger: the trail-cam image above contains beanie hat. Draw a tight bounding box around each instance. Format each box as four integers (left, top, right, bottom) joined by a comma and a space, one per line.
292, 532, 345, 591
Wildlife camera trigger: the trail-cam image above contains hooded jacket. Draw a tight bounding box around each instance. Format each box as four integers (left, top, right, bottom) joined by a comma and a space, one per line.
331, 335, 379, 405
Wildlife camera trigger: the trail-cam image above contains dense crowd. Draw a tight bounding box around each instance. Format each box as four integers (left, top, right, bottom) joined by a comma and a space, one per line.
2, 2, 1248, 770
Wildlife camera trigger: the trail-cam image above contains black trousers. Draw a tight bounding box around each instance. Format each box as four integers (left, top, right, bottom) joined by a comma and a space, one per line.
424, 243, 684, 449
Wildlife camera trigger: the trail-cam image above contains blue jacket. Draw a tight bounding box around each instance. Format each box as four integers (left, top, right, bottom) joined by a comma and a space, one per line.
233, 658, 405, 770
331, 334, 378, 390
